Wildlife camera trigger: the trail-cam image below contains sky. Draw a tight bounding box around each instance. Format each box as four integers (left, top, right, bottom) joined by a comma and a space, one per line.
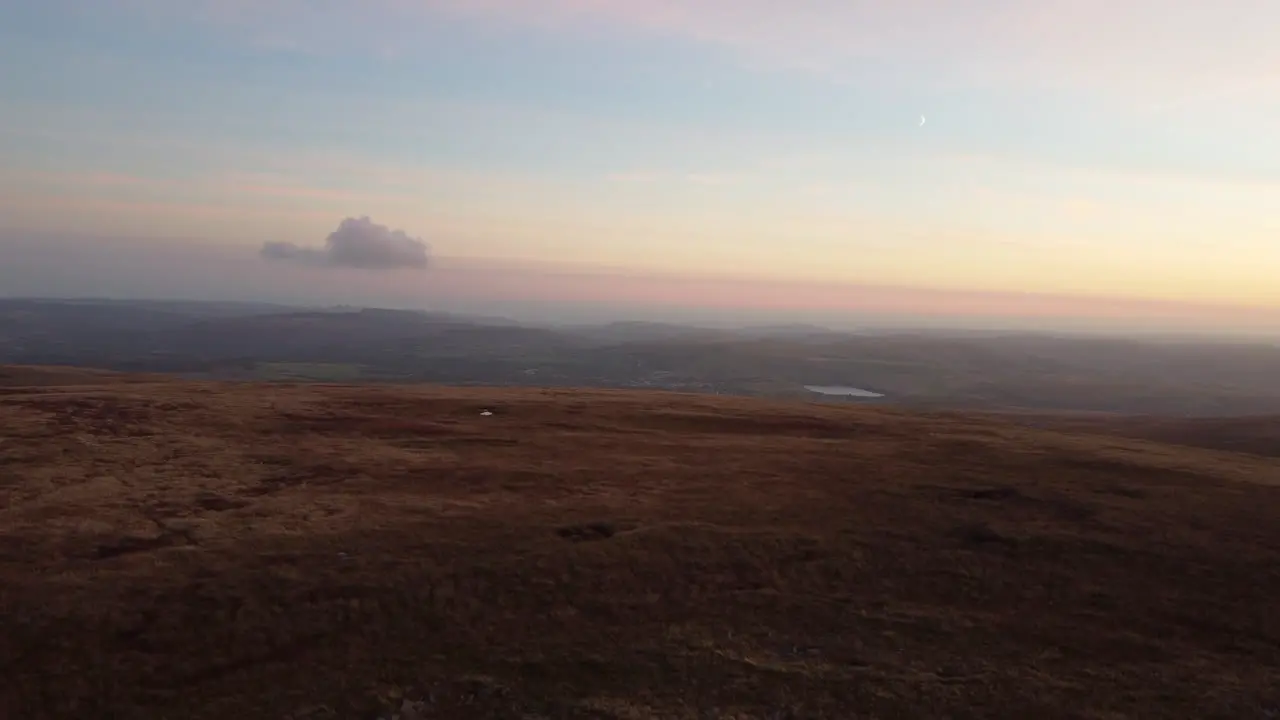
1, 0, 1278, 335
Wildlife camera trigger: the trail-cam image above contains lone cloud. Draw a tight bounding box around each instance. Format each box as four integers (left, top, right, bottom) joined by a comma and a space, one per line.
261, 216, 430, 270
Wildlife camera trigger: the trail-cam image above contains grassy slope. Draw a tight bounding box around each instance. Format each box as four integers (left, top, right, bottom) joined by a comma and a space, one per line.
1, 367, 1278, 719
986, 409, 1280, 459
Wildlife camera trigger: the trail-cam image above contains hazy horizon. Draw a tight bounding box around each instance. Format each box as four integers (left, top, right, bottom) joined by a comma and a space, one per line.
5, 228, 1280, 340
3, 1, 1277, 338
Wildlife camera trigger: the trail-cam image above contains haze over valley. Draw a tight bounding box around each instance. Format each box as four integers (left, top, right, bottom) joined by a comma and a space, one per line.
5, 297, 1280, 418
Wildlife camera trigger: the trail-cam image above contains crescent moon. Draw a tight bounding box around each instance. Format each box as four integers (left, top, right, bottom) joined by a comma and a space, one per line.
919, 115, 926, 127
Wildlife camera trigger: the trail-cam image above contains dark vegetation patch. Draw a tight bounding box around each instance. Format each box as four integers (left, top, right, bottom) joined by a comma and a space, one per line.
555, 522, 619, 543
194, 493, 250, 513
951, 522, 1018, 548
93, 530, 195, 560
964, 486, 1022, 501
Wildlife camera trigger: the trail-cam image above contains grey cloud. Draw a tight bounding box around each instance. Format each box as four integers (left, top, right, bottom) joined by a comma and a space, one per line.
260, 216, 430, 270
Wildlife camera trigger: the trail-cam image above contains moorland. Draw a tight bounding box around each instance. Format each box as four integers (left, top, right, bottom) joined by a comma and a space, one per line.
1, 366, 1278, 718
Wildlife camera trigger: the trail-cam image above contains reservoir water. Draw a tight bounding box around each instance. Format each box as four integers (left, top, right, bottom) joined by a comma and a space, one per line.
803, 385, 885, 398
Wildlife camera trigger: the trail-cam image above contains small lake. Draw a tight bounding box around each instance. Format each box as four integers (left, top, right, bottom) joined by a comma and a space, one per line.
804, 385, 885, 398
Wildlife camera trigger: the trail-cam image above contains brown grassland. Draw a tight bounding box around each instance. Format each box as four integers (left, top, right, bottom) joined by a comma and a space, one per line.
1, 366, 1279, 719
981, 409, 1280, 460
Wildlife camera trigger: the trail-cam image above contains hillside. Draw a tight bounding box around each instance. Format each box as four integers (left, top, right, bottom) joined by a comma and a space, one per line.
987, 410, 1280, 460
1, 367, 1279, 719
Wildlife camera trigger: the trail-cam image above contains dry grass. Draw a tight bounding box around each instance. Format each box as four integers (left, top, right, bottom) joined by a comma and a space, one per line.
984, 409, 1280, 460
1, 366, 1279, 719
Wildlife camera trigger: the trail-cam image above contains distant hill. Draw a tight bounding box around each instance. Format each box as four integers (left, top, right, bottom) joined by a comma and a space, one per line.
738, 322, 841, 339
567, 320, 736, 344
5, 297, 1280, 416
0, 365, 151, 386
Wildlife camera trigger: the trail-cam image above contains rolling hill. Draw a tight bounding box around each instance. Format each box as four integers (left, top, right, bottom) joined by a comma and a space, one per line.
1, 367, 1278, 718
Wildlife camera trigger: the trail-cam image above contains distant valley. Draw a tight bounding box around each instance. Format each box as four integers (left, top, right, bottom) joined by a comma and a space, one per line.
4, 297, 1280, 416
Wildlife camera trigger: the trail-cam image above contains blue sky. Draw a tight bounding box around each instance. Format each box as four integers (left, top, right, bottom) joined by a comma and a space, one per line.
1, 0, 1278, 333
